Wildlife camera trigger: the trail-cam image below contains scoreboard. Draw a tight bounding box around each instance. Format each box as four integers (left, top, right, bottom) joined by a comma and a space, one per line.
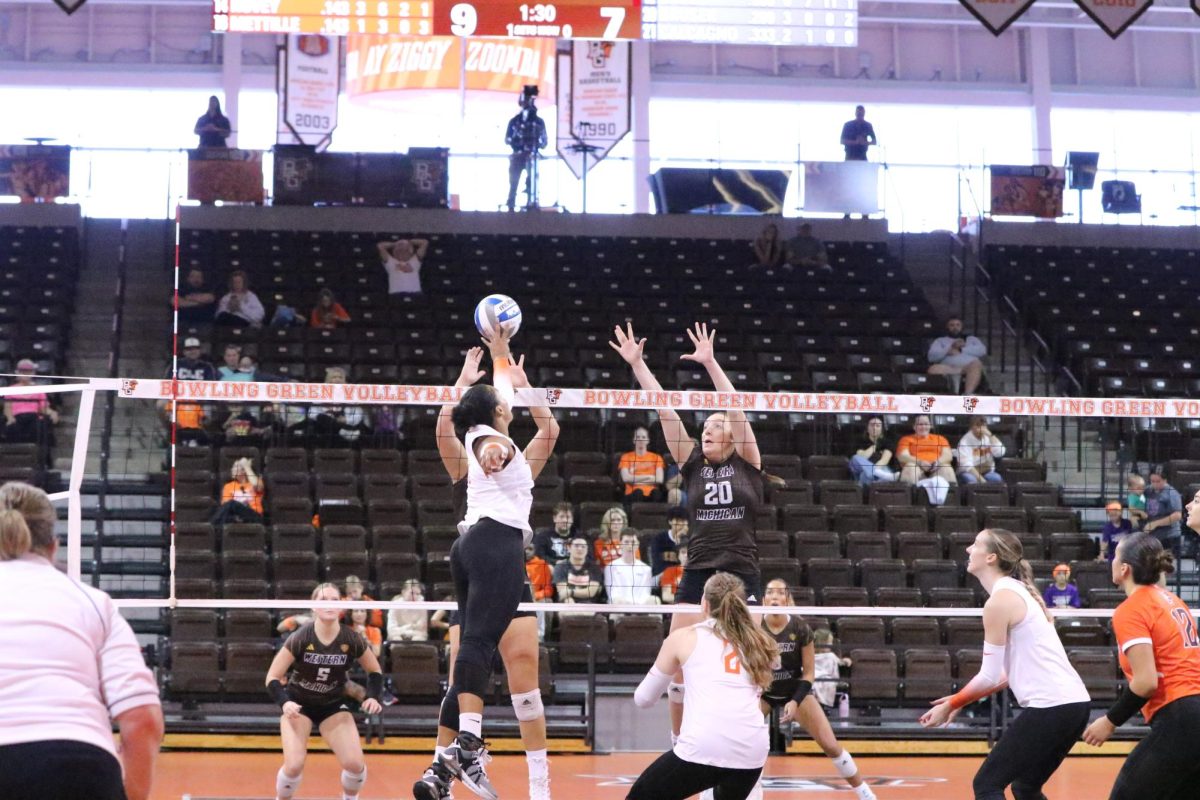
213, 0, 857, 44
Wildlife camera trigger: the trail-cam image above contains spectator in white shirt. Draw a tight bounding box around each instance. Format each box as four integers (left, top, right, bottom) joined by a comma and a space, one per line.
215, 270, 265, 327
0, 482, 164, 800
956, 416, 1006, 484
927, 316, 987, 394
377, 237, 429, 296
387, 579, 430, 642
604, 532, 659, 607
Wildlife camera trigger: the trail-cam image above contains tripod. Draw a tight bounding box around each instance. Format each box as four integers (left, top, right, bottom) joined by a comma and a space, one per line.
567, 139, 602, 213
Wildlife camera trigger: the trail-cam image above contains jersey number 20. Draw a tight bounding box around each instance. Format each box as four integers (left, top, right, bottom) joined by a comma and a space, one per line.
1171, 607, 1200, 649
704, 481, 733, 505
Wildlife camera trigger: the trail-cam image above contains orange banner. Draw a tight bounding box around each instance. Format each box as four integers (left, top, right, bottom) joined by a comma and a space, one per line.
345, 35, 556, 97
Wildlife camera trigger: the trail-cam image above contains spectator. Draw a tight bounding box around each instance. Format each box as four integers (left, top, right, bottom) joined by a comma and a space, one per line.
175, 338, 216, 381
649, 505, 688, 577
429, 596, 454, 640
525, 543, 555, 602
896, 415, 955, 505
956, 416, 1005, 484
342, 575, 384, 629
159, 380, 207, 447
848, 416, 897, 487
349, 607, 383, 657
211, 457, 263, 525
751, 223, 785, 269
1042, 564, 1081, 609
309, 288, 351, 329
1143, 470, 1183, 555
664, 448, 685, 507
658, 541, 686, 604
784, 222, 829, 270
177, 268, 217, 324
215, 344, 242, 380
927, 316, 987, 395
276, 613, 312, 635
593, 506, 631, 566
386, 579, 429, 642
236, 354, 259, 380
1099, 501, 1132, 562
553, 535, 604, 612
533, 501, 576, 565
193, 95, 231, 147
215, 270, 265, 327
307, 366, 369, 446
604, 532, 659, 607
618, 427, 665, 503
3, 359, 59, 449
219, 404, 265, 447
377, 236, 429, 296
1126, 473, 1147, 530
811, 628, 851, 711
840, 105, 876, 161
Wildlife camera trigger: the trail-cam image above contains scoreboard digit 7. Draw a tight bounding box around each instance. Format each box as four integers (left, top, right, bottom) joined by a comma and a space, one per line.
434, 0, 642, 39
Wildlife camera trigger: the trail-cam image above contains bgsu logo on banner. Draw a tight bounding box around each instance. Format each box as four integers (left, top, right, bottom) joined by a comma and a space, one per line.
920, 396, 936, 413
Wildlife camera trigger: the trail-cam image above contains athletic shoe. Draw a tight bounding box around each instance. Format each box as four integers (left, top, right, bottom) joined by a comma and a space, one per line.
438, 733, 498, 800
528, 774, 551, 800
413, 761, 455, 800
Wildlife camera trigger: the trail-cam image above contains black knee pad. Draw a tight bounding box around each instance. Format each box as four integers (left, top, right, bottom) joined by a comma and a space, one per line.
453, 641, 494, 697
438, 686, 460, 730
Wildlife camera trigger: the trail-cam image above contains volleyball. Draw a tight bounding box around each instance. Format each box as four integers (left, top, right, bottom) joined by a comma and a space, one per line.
474, 294, 522, 339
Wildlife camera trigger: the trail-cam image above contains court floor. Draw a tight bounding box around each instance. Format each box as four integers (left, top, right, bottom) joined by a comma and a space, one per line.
156, 751, 1125, 798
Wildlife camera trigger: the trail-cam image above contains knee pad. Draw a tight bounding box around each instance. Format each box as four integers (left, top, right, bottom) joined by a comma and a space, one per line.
668, 682, 685, 705
276, 767, 303, 799
340, 765, 367, 794
511, 688, 544, 722
439, 685, 461, 731
831, 750, 858, 779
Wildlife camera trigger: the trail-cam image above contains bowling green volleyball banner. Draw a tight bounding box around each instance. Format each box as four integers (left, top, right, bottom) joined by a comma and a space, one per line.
959, 0, 1156, 37
345, 35, 555, 97
98, 376, 1200, 420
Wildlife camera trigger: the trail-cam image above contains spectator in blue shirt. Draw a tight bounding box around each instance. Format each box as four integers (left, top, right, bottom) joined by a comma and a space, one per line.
1099, 501, 1132, 562
1143, 470, 1183, 555
1042, 564, 1081, 609
649, 506, 688, 577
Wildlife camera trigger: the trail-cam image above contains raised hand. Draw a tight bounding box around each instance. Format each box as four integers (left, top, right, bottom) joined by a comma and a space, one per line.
680, 321, 716, 366
480, 326, 513, 362
456, 346, 487, 387
507, 354, 531, 388
609, 322, 647, 366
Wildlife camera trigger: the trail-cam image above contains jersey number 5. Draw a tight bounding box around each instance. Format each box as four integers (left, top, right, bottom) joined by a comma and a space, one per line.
1171, 607, 1200, 649
704, 481, 733, 505
316, 667, 331, 682
724, 651, 741, 674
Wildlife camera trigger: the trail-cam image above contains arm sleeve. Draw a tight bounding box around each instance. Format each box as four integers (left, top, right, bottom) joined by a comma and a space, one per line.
927, 337, 950, 363
634, 665, 673, 708
99, 597, 162, 718
963, 336, 988, 358
948, 642, 1007, 710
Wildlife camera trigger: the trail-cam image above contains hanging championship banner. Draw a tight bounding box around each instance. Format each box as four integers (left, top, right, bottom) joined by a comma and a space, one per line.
277, 34, 340, 148
557, 41, 631, 180
1074, 0, 1153, 38
345, 36, 556, 97
52, 0, 87, 13
957, 0, 1036, 35
990, 165, 1064, 219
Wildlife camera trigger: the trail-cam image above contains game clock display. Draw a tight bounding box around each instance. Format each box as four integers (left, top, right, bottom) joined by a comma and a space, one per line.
433, 1, 641, 39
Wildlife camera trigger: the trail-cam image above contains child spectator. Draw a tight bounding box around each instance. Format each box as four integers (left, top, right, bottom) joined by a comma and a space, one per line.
349, 607, 383, 657
618, 427, 665, 503
309, 288, 351, 329
812, 628, 852, 710
386, 579, 429, 642
211, 457, 263, 525
1126, 474, 1147, 529
1099, 501, 1133, 562
658, 541, 686, 604
593, 506, 631, 566
1043, 564, 1081, 609
343, 575, 383, 629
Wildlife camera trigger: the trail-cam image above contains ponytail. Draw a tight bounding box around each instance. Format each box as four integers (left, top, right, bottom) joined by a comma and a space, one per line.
0, 508, 32, 560
985, 529, 1051, 622
704, 572, 779, 691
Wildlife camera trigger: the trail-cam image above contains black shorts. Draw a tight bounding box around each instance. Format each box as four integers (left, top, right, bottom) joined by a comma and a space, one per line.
448, 582, 535, 628
0, 740, 126, 800
297, 698, 354, 727
675, 567, 762, 605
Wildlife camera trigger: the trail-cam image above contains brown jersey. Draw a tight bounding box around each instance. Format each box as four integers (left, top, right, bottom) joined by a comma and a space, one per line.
763, 616, 813, 702
283, 622, 367, 706
681, 449, 763, 573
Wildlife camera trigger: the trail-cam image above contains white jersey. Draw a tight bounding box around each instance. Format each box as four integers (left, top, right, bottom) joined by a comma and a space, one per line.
461, 424, 533, 538
994, 576, 1090, 708
675, 619, 769, 770
0, 554, 161, 756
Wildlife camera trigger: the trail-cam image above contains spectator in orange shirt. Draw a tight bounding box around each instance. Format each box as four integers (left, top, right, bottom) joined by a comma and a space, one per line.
895, 415, 956, 504
659, 542, 687, 604
309, 288, 351, 329
594, 506, 632, 566
211, 457, 264, 525
349, 607, 383, 658
618, 427, 666, 503
343, 575, 384, 629
525, 543, 554, 601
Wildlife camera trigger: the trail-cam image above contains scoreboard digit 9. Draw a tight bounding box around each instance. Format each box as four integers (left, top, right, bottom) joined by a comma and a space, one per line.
434, 0, 642, 39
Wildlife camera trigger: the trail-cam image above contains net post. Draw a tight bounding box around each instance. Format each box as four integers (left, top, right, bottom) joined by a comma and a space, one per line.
66, 388, 97, 581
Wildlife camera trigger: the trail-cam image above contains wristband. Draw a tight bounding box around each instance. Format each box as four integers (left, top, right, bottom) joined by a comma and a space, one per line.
367, 672, 385, 701
267, 679, 290, 707
792, 679, 813, 705
1105, 684, 1149, 727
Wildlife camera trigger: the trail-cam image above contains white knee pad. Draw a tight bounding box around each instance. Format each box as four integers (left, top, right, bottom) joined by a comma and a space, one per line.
512, 688, 545, 722
341, 764, 367, 795
832, 749, 858, 779
276, 767, 303, 799
668, 681, 685, 705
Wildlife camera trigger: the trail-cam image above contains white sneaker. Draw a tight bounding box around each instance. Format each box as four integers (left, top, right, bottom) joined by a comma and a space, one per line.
529, 775, 551, 800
